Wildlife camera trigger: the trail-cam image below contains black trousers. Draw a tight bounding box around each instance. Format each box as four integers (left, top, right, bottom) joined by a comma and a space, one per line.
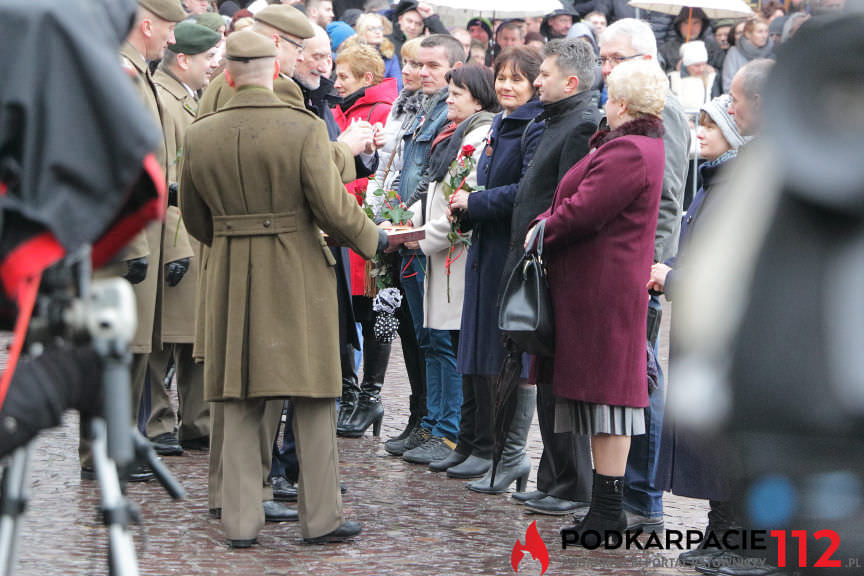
535, 363, 593, 501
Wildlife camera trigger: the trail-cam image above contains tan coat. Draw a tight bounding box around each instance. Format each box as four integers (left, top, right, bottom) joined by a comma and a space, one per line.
180, 86, 380, 401
411, 120, 492, 330
192, 73, 360, 360
198, 74, 357, 184
118, 42, 168, 353
153, 68, 198, 343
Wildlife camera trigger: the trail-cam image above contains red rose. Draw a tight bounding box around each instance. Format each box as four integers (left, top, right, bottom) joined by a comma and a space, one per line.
461, 144, 476, 157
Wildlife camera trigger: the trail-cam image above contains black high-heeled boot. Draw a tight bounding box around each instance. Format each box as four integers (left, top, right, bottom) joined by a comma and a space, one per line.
336, 375, 360, 435
562, 472, 627, 548
341, 380, 383, 437
341, 335, 390, 437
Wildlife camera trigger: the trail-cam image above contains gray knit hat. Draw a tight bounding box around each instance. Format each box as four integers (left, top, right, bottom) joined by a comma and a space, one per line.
701, 94, 745, 149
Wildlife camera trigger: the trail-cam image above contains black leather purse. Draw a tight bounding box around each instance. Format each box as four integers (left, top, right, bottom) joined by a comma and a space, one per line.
498, 220, 555, 357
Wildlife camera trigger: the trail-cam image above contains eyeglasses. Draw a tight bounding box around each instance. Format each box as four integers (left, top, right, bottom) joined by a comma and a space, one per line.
279, 34, 304, 51
596, 53, 644, 66
367, 26, 384, 32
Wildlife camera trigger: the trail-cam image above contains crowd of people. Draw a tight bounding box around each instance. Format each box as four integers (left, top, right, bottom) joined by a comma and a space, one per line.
39, 0, 849, 571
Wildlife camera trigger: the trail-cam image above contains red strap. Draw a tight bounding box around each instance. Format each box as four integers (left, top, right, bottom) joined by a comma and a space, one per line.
0, 272, 40, 414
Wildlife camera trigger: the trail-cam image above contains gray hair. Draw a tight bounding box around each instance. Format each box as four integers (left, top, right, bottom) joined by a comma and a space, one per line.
737, 58, 775, 100
600, 18, 657, 60
543, 39, 595, 93
420, 34, 466, 66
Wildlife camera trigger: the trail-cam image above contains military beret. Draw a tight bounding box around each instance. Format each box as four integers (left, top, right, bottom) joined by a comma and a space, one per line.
196, 12, 227, 33
225, 28, 277, 61
168, 22, 221, 55
253, 5, 314, 40
138, 0, 186, 23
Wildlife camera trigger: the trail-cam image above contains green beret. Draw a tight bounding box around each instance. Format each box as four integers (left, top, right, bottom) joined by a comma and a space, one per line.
225, 28, 278, 62
168, 22, 221, 55
138, 0, 186, 23
254, 5, 314, 40
196, 12, 226, 33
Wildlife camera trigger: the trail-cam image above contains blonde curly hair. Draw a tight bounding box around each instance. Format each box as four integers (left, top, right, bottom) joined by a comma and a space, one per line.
605, 59, 667, 118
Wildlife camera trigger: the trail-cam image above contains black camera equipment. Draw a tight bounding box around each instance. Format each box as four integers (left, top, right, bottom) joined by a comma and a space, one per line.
0, 250, 185, 576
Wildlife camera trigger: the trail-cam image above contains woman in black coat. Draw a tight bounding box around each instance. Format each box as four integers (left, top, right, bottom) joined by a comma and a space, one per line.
430, 47, 545, 492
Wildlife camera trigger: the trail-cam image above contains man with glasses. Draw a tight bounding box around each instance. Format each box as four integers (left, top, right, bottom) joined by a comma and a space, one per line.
267, 23, 382, 506
597, 18, 690, 535
199, 6, 375, 198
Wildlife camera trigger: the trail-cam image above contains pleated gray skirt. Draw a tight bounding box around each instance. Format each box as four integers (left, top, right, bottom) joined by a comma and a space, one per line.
554, 399, 646, 436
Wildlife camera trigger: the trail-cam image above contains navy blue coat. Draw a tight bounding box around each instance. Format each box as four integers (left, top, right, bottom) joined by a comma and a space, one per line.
656, 154, 737, 500
457, 99, 545, 376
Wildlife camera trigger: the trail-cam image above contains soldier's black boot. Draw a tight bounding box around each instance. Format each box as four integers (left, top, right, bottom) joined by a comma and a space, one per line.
341, 336, 390, 437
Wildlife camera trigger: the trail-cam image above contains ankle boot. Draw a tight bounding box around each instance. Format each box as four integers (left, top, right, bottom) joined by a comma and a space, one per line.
467, 386, 535, 494
340, 380, 384, 437
336, 375, 360, 435
565, 472, 626, 548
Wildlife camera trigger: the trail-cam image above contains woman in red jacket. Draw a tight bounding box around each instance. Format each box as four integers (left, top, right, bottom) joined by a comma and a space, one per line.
331, 43, 398, 437
528, 59, 668, 544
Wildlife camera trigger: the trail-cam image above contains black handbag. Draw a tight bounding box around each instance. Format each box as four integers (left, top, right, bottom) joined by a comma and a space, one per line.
498, 220, 555, 357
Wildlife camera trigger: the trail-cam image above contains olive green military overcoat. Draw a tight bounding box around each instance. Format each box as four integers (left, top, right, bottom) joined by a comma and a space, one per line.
191, 73, 359, 361
199, 73, 357, 183
153, 67, 197, 344
118, 42, 167, 353
180, 86, 380, 401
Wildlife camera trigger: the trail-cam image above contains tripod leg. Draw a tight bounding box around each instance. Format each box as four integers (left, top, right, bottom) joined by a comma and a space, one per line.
91, 419, 139, 576
0, 446, 33, 576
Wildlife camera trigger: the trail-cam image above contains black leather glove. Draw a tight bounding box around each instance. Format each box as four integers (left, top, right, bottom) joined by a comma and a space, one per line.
165, 258, 190, 287
124, 257, 148, 285
168, 183, 179, 207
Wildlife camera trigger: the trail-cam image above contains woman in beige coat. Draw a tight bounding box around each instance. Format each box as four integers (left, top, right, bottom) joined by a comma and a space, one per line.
400, 65, 497, 465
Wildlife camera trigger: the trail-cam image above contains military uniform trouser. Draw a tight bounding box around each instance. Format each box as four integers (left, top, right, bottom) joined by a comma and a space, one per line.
79, 352, 148, 468
145, 344, 209, 442
208, 399, 281, 511
215, 397, 344, 541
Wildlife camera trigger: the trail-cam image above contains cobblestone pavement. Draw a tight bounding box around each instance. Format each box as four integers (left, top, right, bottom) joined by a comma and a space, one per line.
11, 308, 713, 576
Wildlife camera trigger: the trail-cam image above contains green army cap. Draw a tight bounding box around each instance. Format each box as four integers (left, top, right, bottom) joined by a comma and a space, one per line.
138, 0, 186, 23
254, 5, 314, 40
168, 22, 221, 55
196, 12, 226, 33
225, 28, 278, 62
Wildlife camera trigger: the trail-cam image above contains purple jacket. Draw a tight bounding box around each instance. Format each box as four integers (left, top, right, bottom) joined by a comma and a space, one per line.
535, 115, 665, 408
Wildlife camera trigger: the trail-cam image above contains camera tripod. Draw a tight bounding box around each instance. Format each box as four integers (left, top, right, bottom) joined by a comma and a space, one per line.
0, 252, 185, 576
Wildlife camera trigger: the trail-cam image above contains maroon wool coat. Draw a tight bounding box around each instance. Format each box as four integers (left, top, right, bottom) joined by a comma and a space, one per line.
535, 116, 666, 408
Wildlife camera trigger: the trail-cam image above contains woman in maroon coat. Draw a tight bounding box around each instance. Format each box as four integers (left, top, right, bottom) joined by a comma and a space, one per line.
528, 59, 668, 544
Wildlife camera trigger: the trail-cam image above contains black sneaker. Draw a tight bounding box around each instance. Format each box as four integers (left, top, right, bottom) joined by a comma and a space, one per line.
384, 426, 428, 456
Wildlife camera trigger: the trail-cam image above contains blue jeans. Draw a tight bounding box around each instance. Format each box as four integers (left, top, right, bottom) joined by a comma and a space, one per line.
624, 295, 666, 517
422, 330, 462, 441
401, 254, 462, 442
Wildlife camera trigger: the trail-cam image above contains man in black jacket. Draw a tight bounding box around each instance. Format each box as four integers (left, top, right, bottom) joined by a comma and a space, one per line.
501, 39, 602, 516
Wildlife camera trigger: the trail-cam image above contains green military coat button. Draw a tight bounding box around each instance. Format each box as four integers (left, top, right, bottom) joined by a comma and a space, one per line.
263, 219, 272, 227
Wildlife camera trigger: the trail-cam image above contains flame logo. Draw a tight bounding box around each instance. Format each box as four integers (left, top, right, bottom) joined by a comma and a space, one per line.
511, 520, 549, 575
